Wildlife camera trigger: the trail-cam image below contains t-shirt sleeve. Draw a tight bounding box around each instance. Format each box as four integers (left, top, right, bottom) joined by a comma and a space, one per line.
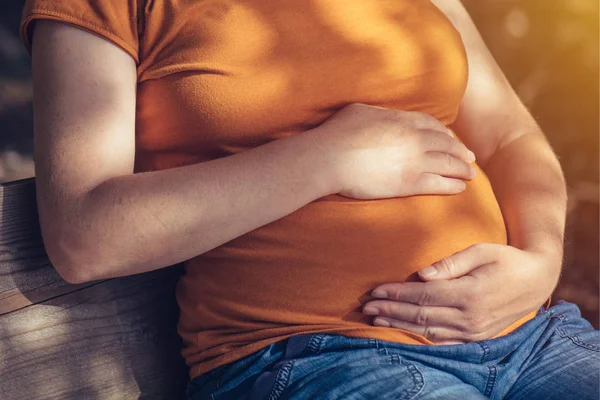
20, 0, 140, 63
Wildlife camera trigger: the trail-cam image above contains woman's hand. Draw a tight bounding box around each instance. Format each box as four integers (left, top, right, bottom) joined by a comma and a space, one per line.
362, 243, 561, 344
310, 102, 477, 200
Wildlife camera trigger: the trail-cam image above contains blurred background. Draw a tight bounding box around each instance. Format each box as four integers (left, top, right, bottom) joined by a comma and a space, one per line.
0, 0, 598, 326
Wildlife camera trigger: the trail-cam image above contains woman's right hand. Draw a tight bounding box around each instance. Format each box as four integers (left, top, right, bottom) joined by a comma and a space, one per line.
310, 102, 477, 200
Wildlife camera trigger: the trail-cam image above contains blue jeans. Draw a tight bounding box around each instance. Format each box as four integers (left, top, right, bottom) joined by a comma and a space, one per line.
186, 301, 599, 399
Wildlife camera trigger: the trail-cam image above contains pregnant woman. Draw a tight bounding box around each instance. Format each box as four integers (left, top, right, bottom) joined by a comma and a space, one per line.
21, 0, 598, 398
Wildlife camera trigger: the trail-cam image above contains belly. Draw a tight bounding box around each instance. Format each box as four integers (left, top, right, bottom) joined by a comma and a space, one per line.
178, 163, 506, 328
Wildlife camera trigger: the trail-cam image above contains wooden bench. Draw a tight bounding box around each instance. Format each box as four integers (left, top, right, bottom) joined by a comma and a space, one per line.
1, 177, 597, 400
0, 178, 189, 399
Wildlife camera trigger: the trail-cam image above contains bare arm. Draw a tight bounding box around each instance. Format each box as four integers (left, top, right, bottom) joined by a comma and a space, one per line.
361, 3, 567, 339
433, 0, 567, 264
33, 11, 486, 285
32, 20, 334, 284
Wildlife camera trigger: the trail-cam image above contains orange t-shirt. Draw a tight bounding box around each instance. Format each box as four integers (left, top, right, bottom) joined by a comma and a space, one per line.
22, 0, 542, 380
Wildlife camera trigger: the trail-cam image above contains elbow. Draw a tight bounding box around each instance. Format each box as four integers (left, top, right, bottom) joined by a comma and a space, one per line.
46, 247, 97, 284
43, 232, 104, 284
58, 268, 91, 285
37, 184, 124, 284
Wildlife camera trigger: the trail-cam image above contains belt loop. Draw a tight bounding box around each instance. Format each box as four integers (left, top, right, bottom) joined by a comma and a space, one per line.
285, 334, 314, 359
249, 335, 314, 400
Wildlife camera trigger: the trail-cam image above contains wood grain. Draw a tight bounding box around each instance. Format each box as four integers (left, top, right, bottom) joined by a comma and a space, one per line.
0, 178, 96, 315
0, 178, 189, 399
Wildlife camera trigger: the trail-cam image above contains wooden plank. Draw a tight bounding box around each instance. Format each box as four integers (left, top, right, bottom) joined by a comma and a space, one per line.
0, 266, 189, 399
0, 178, 98, 315
0, 179, 190, 399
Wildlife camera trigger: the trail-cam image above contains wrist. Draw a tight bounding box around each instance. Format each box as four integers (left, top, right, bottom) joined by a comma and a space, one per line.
296, 127, 343, 197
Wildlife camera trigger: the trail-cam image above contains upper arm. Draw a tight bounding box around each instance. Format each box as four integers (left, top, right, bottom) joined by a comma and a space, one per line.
431, 0, 543, 165
30, 20, 136, 257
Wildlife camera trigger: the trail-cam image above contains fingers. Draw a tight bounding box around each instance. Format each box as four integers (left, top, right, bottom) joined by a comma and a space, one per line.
423, 152, 476, 180
412, 134, 477, 195
366, 305, 519, 344
369, 318, 475, 343
363, 300, 465, 330
419, 243, 498, 280
371, 317, 468, 342
419, 130, 476, 163
413, 173, 467, 195
371, 280, 468, 308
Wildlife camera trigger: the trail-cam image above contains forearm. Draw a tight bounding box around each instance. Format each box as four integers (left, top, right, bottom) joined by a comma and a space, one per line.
47, 130, 333, 283
482, 130, 567, 266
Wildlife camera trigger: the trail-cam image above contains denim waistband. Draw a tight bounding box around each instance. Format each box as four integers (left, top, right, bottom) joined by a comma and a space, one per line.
313, 302, 573, 364
189, 301, 583, 400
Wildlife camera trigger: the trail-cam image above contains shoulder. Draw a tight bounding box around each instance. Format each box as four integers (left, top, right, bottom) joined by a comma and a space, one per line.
21, 0, 142, 63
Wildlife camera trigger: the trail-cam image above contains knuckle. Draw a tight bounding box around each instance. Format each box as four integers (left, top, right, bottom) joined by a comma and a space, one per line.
430, 280, 458, 303
464, 313, 489, 334
459, 277, 481, 298
436, 257, 455, 276
417, 290, 434, 306
415, 308, 429, 325
423, 326, 438, 341
385, 287, 402, 301
444, 153, 455, 169
470, 243, 488, 254
379, 302, 395, 316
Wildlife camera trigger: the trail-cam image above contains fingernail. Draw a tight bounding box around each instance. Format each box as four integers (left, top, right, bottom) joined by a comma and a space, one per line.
419, 266, 438, 278
371, 290, 388, 298
374, 318, 391, 327
363, 307, 380, 315
468, 150, 476, 162
470, 165, 477, 178
447, 128, 455, 137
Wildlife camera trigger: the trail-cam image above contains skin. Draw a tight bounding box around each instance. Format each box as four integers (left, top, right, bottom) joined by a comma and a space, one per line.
361, 0, 567, 343
30, 1, 566, 342
31, 21, 474, 283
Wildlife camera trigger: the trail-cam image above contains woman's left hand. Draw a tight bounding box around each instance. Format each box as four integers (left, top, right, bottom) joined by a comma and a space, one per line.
362, 243, 561, 344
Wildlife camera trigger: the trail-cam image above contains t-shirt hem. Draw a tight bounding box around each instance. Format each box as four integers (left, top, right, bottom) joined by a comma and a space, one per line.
186, 327, 431, 380
186, 309, 538, 380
